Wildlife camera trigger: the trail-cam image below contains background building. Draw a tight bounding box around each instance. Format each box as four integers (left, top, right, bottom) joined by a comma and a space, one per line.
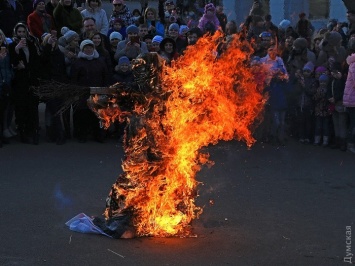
223, 0, 347, 30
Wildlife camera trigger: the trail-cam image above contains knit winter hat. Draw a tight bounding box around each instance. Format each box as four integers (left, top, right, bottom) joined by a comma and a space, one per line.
169, 23, 179, 31
303, 61, 315, 72
152, 35, 163, 44
126, 25, 139, 34
319, 74, 329, 82
33, 0, 45, 9
118, 56, 130, 66
109, 31, 123, 41
179, 25, 189, 35
61, 27, 79, 42
315, 66, 327, 74
204, 3, 215, 13
279, 19, 291, 30
80, 39, 95, 51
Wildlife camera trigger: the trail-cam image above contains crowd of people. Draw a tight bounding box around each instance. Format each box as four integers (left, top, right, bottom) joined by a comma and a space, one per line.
0, 0, 354, 155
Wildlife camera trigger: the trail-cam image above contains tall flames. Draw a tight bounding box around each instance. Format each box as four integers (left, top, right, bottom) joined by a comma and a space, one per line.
99, 32, 268, 237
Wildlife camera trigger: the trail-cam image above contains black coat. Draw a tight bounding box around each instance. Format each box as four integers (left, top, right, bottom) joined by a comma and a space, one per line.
8, 36, 41, 92
40, 43, 68, 83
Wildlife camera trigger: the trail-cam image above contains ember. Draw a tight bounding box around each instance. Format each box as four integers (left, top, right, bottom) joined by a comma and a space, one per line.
95, 32, 268, 237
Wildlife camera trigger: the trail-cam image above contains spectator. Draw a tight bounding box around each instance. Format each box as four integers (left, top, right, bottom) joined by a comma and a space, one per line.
57, 26, 80, 137
70, 39, 109, 143
0, 29, 14, 144
8, 22, 42, 144
45, 0, 59, 18
114, 24, 148, 61
328, 62, 347, 150
186, 27, 202, 46
215, 5, 227, 32
179, 25, 189, 38
159, 37, 178, 65
295, 61, 316, 144
142, 34, 154, 52
138, 23, 148, 41
166, 22, 186, 55
0, 0, 25, 37
40, 33, 67, 145
107, 17, 126, 40
108, 31, 122, 66
295, 12, 314, 45
112, 56, 133, 83
81, 0, 109, 35
131, 8, 141, 25
261, 45, 289, 146
343, 38, 355, 153
109, 0, 133, 31
27, 0, 56, 40
151, 34, 163, 52
143, 6, 164, 37
198, 3, 220, 35
313, 74, 331, 146
53, 0, 83, 34
90, 31, 112, 73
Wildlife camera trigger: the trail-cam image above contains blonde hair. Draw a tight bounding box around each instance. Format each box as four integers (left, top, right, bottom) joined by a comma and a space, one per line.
144, 7, 157, 21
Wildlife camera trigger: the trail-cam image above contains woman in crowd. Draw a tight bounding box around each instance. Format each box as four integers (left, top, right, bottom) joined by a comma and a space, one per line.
143, 6, 164, 37
27, 0, 56, 40
159, 37, 178, 65
40, 32, 68, 145
8, 23, 42, 144
91, 31, 112, 73
0, 29, 14, 146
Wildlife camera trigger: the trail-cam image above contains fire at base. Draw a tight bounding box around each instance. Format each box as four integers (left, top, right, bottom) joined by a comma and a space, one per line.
89, 32, 269, 237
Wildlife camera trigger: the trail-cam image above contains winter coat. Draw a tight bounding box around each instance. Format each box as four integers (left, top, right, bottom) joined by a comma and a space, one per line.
145, 20, 165, 37
109, 5, 133, 27
344, 53, 355, 107
112, 69, 134, 84
8, 35, 41, 90
70, 54, 109, 109
81, 8, 109, 35
261, 55, 289, 111
297, 76, 316, 111
40, 43, 68, 82
53, 3, 82, 34
314, 85, 330, 117
0, 52, 13, 97
27, 11, 56, 40
0, 1, 24, 37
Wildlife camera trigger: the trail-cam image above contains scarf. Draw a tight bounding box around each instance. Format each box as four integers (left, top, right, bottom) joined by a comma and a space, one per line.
78, 50, 99, 60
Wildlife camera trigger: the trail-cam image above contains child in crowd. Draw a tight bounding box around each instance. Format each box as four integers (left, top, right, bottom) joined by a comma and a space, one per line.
296, 61, 316, 144
112, 56, 134, 84
313, 74, 331, 146
107, 18, 126, 40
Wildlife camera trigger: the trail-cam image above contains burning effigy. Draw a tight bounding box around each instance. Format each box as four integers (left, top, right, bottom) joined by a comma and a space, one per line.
36, 31, 269, 238
87, 32, 268, 238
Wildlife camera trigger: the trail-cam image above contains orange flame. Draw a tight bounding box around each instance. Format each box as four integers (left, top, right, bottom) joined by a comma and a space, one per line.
104, 32, 268, 237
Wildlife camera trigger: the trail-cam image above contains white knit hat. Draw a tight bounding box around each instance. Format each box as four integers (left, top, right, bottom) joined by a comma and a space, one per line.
80, 39, 95, 51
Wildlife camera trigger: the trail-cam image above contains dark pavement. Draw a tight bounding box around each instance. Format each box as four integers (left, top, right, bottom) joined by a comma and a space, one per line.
1, 111, 354, 265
